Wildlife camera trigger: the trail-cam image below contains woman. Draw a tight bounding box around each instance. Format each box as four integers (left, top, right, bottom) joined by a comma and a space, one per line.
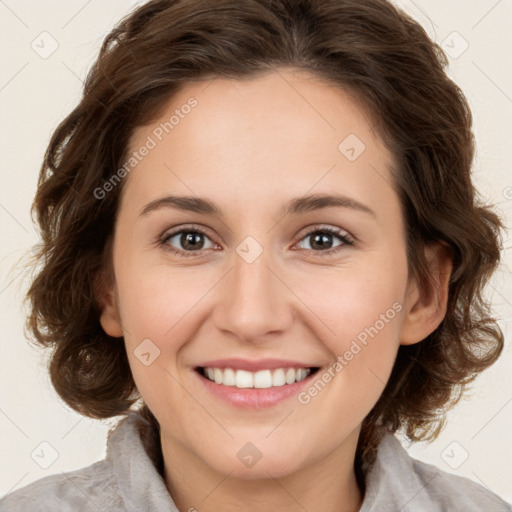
1, 0, 510, 510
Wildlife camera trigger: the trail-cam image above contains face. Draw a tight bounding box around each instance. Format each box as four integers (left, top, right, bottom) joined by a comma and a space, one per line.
99, 67, 440, 481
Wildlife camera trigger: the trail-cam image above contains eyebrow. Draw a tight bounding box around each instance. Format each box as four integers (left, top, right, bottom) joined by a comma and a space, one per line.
139, 193, 376, 218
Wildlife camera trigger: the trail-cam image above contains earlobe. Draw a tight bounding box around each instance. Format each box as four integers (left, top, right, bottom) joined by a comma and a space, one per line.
400, 241, 453, 346
100, 300, 124, 338
95, 270, 124, 338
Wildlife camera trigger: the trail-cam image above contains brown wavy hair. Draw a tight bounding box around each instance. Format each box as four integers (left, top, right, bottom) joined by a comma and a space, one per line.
26, 0, 504, 482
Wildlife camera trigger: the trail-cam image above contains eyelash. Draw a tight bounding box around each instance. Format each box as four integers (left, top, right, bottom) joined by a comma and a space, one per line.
159, 224, 354, 258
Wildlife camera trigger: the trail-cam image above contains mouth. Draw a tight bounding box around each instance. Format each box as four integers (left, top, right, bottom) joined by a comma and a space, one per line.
195, 366, 321, 389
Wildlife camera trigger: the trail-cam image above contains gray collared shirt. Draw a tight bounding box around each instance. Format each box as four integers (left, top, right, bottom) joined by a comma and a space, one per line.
1, 410, 510, 511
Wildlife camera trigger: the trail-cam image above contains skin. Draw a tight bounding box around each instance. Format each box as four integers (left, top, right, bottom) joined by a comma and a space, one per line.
99, 67, 452, 512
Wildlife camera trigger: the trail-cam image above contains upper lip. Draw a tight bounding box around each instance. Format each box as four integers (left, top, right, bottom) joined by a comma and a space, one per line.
196, 358, 320, 372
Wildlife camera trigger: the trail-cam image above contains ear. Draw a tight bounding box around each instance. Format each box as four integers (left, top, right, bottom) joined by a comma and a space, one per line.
400, 241, 453, 346
95, 268, 124, 338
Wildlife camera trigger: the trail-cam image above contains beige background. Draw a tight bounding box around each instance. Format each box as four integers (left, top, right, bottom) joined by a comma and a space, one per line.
0, 0, 511, 503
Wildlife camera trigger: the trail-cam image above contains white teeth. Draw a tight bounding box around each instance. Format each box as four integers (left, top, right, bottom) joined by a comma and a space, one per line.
223, 368, 236, 386
272, 368, 286, 387
254, 370, 272, 388
201, 367, 313, 388
285, 368, 296, 384
235, 370, 253, 388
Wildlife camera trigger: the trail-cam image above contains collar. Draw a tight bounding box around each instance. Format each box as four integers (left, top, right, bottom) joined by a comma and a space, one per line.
106, 409, 507, 512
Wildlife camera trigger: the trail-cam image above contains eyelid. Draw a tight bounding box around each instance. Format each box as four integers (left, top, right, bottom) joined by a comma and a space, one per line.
298, 224, 353, 242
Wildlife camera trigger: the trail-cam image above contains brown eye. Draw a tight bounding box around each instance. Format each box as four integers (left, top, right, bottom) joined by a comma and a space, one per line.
296, 227, 354, 253
161, 228, 216, 257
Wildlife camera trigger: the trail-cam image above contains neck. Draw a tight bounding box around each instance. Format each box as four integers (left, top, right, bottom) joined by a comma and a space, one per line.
161, 428, 364, 512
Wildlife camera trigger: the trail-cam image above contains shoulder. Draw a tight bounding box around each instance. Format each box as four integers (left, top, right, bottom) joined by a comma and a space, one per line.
410, 454, 511, 511
0, 459, 124, 512
362, 432, 511, 512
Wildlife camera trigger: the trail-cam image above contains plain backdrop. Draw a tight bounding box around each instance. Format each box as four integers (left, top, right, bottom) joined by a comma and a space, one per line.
0, 0, 511, 504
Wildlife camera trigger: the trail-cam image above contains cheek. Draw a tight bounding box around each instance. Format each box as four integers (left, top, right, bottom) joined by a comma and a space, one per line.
114, 260, 197, 411
114, 256, 212, 339
295, 268, 405, 432
296, 262, 406, 350
113, 260, 220, 409
292, 252, 408, 409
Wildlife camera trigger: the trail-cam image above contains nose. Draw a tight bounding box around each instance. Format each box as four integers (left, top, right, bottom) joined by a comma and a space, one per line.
212, 243, 294, 344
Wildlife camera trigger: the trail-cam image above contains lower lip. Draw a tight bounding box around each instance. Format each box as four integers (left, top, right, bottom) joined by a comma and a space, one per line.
195, 369, 318, 409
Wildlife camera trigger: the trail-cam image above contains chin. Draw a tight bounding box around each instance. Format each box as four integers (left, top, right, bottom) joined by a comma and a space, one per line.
202, 444, 306, 480
224, 459, 300, 481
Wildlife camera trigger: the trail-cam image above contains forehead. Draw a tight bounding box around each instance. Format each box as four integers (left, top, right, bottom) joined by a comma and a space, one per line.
123, 68, 398, 221
132, 68, 386, 157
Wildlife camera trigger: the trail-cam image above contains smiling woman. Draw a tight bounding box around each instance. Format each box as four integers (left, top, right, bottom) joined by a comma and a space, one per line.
1, 0, 510, 511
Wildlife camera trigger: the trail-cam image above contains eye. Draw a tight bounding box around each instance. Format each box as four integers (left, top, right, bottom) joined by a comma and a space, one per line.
159, 224, 354, 258
295, 225, 354, 254
160, 227, 216, 257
